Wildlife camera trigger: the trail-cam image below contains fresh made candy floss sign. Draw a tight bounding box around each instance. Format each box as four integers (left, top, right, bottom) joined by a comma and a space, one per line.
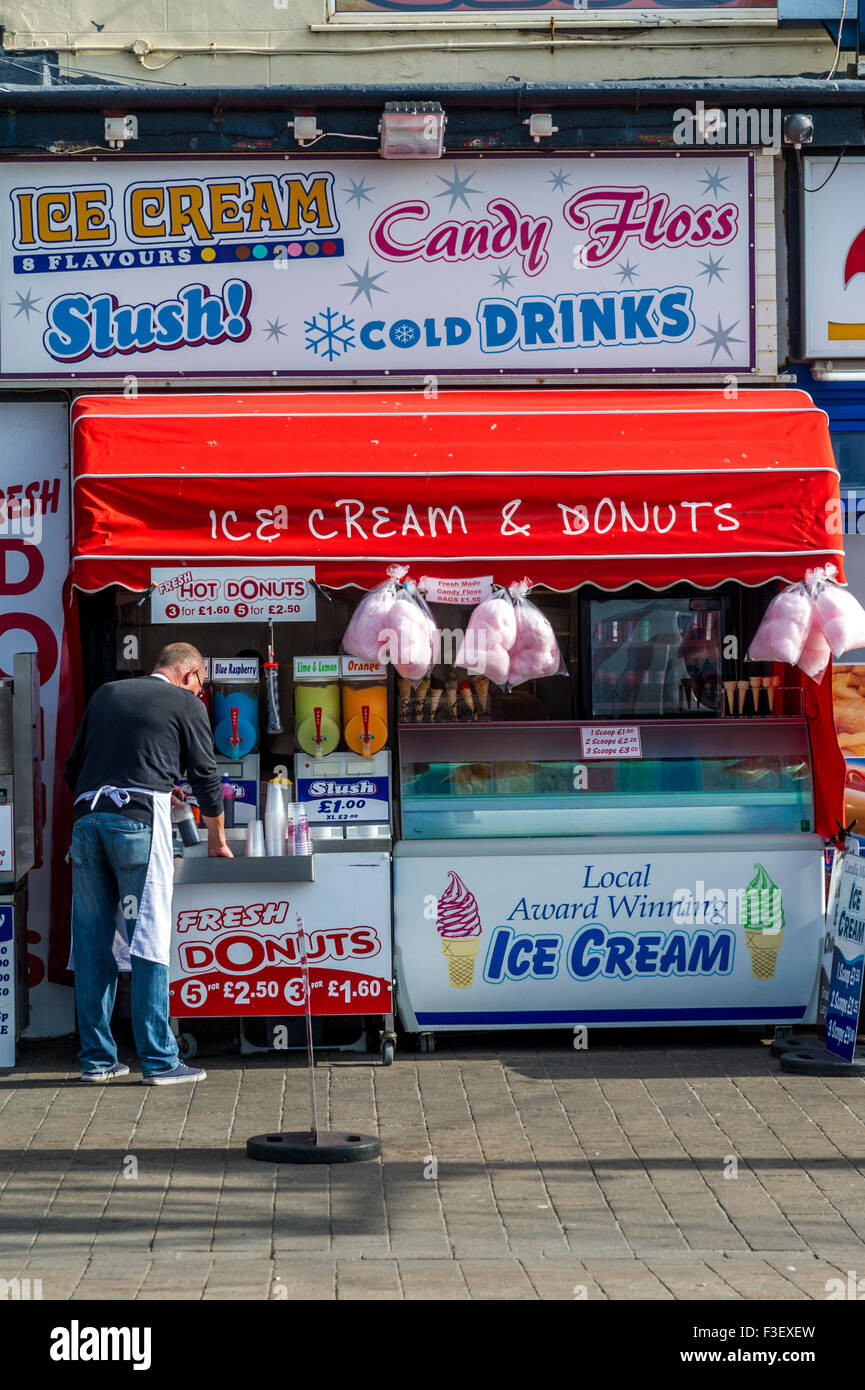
0, 154, 760, 379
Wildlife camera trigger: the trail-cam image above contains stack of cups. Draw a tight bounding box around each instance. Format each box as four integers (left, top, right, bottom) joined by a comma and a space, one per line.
287, 802, 311, 856
246, 821, 265, 857
264, 776, 287, 856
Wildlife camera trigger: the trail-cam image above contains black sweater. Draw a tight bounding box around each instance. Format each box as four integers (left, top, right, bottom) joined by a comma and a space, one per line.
64, 676, 224, 826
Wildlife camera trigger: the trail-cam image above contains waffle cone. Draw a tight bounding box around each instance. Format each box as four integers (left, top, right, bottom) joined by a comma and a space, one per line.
441, 936, 481, 989
745, 930, 782, 980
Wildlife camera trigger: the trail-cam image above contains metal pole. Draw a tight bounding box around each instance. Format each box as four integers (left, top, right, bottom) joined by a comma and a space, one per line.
297, 912, 318, 1144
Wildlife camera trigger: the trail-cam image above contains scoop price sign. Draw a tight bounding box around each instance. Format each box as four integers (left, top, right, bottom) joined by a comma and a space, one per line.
827, 851, 865, 1063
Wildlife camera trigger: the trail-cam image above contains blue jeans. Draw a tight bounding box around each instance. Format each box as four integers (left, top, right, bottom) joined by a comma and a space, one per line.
70, 813, 179, 1077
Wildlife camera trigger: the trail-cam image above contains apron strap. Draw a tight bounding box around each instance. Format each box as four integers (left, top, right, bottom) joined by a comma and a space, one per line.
75, 785, 157, 811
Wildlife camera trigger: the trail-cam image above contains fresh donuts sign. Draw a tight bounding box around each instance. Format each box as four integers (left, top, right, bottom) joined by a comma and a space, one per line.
151, 566, 315, 623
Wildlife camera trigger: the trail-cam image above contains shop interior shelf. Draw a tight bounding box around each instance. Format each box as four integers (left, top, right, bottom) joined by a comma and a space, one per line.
173, 856, 315, 885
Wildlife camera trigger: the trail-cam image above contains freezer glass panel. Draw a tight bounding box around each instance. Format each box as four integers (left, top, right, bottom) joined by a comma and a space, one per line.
398, 721, 813, 840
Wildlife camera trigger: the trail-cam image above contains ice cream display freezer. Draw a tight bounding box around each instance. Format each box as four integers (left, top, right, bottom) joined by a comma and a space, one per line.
392, 720, 825, 1045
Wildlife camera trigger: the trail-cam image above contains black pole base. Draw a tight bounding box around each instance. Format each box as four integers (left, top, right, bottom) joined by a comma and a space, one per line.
246, 1130, 381, 1163
780, 1045, 865, 1076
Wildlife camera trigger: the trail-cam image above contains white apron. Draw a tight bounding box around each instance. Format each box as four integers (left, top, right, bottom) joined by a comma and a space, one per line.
70, 784, 175, 968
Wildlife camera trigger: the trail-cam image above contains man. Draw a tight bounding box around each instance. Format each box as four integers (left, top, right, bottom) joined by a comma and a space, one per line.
64, 642, 232, 1085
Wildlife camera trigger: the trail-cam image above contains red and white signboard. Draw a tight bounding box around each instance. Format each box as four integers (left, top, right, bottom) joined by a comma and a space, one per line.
169, 852, 391, 1019
0, 402, 73, 1038
803, 158, 865, 358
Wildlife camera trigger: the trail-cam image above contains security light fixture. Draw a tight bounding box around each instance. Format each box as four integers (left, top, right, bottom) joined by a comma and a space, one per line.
288, 115, 322, 147
379, 103, 446, 160
525, 113, 558, 144
104, 114, 138, 150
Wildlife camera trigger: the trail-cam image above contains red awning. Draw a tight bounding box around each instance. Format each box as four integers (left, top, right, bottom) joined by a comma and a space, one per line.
69, 388, 843, 594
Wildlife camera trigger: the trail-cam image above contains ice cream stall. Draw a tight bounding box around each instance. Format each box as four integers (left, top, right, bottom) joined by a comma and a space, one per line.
62, 388, 847, 1052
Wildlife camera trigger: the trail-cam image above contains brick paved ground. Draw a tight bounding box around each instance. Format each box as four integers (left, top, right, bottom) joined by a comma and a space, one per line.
2, 1028, 865, 1300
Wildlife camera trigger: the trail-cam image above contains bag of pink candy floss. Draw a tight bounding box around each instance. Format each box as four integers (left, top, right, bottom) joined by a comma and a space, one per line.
454, 587, 517, 687
386, 580, 437, 681
342, 565, 407, 665
506, 580, 567, 688
746, 580, 813, 667
811, 563, 865, 660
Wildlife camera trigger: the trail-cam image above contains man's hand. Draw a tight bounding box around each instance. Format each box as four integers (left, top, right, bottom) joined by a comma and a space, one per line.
202, 810, 233, 858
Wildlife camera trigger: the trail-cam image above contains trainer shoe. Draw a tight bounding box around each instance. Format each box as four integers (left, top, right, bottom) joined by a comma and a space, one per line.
80, 1063, 130, 1082
143, 1062, 207, 1086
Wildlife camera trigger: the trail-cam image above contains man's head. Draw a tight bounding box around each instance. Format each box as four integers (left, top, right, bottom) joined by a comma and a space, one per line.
153, 642, 205, 697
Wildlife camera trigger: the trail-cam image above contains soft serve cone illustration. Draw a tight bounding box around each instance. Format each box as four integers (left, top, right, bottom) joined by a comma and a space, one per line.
436, 871, 483, 988
741, 862, 784, 980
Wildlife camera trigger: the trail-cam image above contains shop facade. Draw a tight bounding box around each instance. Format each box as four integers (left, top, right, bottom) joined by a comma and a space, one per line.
0, 85, 855, 1050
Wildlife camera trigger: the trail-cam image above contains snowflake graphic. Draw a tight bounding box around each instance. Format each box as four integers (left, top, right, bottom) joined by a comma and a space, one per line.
390, 318, 421, 348
304, 307, 355, 361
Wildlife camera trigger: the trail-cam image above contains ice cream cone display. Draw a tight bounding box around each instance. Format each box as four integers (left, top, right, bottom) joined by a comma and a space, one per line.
397, 676, 413, 722
436, 871, 483, 988
428, 679, 444, 721
741, 862, 784, 979
414, 675, 431, 721
445, 676, 458, 720
723, 680, 736, 714
472, 674, 490, 717
749, 676, 761, 713
736, 680, 748, 715
459, 679, 476, 720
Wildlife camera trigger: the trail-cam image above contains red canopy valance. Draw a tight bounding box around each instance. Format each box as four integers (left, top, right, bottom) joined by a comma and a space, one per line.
69, 388, 843, 595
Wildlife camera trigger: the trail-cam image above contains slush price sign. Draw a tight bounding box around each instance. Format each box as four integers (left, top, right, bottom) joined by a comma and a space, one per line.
151, 566, 315, 623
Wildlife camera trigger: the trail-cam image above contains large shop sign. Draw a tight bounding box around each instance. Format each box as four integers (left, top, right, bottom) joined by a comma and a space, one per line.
0, 154, 761, 380
803, 157, 865, 358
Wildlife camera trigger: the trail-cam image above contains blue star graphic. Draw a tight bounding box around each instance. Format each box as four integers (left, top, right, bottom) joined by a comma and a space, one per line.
698, 166, 731, 201
342, 176, 375, 209
435, 167, 481, 212
11, 289, 41, 321
546, 168, 572, 193
697, 253, 728, 285
615, 259, 640, 285
491, 264, 515, 289
262, 318, 288, 342
340, 259, 389, 307
699, 314, 744, 362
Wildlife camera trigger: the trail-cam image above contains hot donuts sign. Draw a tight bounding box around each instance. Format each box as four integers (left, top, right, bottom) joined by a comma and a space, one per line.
0, 153, 759, 379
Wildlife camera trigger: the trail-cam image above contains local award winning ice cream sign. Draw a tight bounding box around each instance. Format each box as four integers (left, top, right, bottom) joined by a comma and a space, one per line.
0, 154, 755, 378
394, 849, 821, 1029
